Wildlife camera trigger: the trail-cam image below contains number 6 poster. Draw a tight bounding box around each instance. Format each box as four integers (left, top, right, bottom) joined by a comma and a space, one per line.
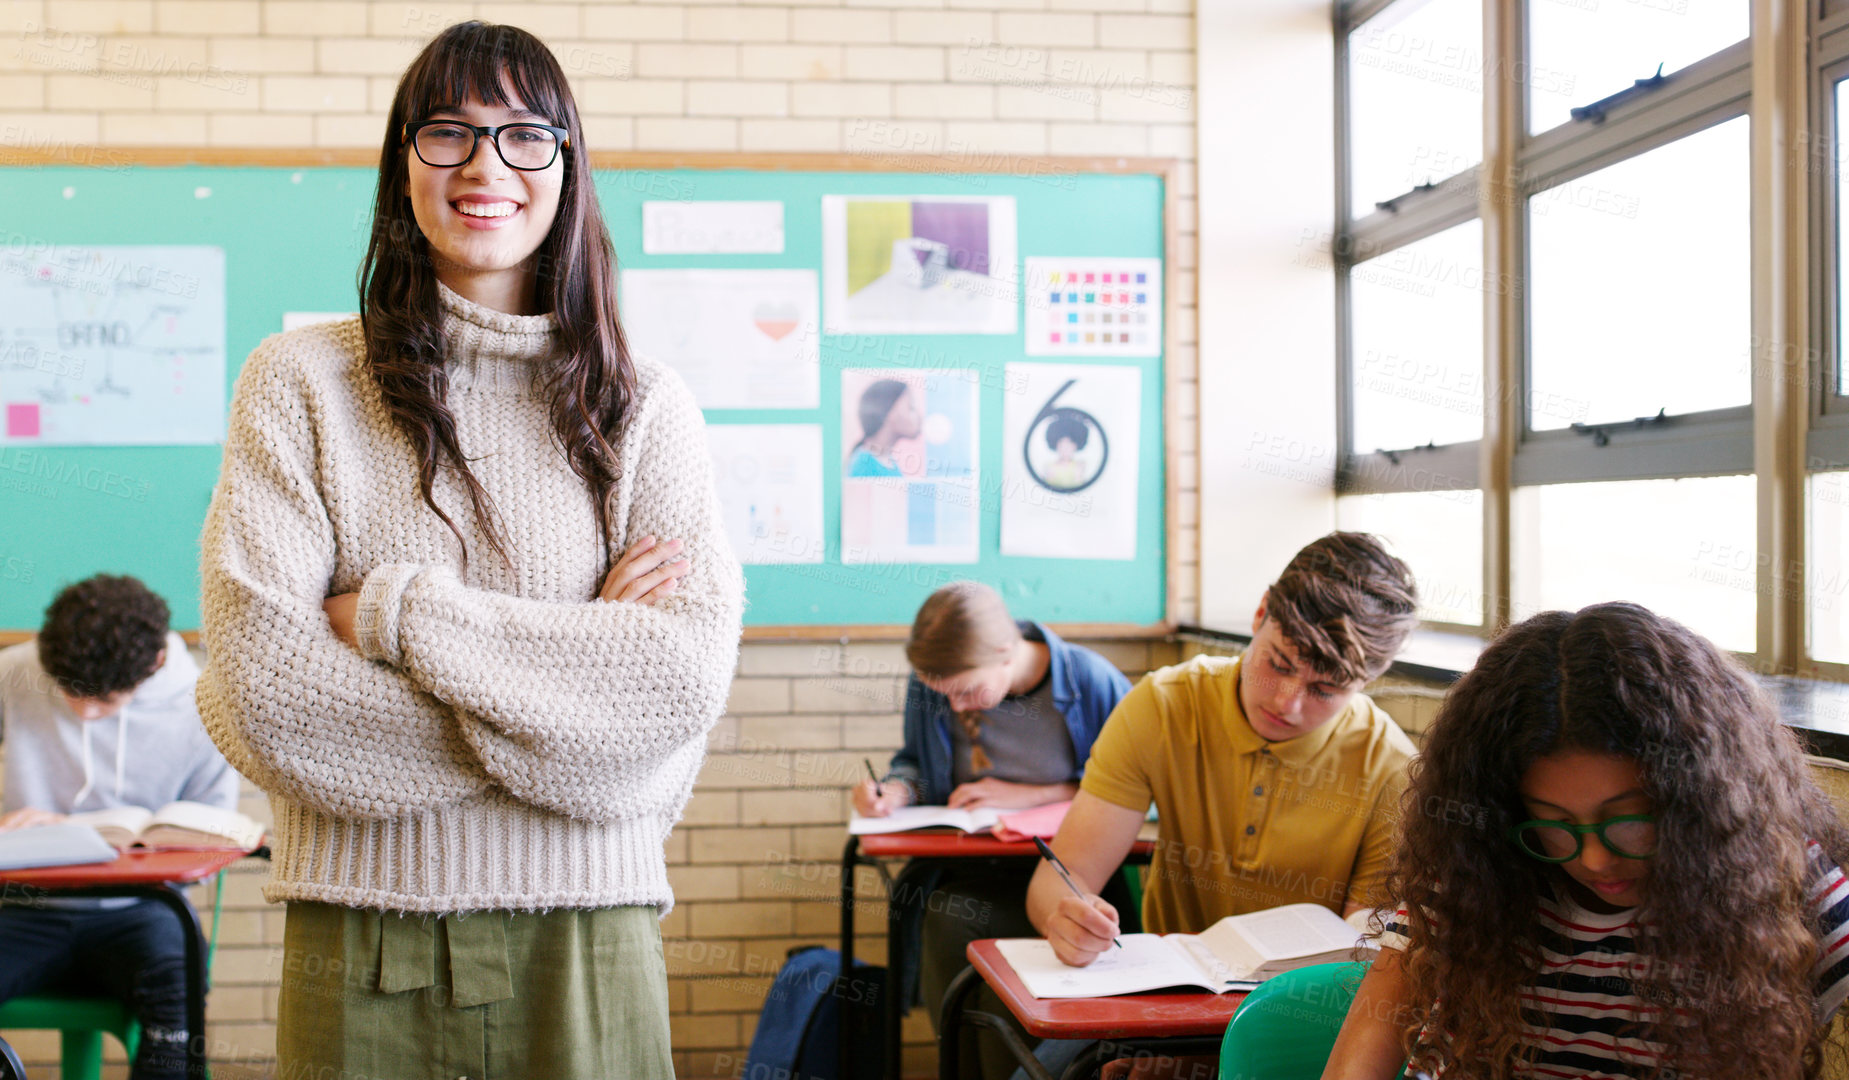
1000, 363, 1141, 560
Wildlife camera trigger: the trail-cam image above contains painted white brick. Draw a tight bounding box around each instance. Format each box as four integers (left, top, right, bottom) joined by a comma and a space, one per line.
371, 1, 472, 39
995, 82, 1096, 120
1049, 0, 1146, 12
791, 80, 893, 117
585, 6, 688, 41
687, 79, 790, 116
1147, 120, 1193, 158
263, 1, 366, 36
741, 117, 842, 150
263, 75, 367, 112
893, 82, 993, 119
477, 3, 584, 38
846, 0, 945, 10
1148, 48, 1191, 85
1097, 82, 1192, 123
315, 37, 422, 76
1040, 47, 1147, 83
893, 9, 992, 44
637, 42, 740, 77
154, 0, 257, 35
688, 6, 792, 40
997, 11, 1093, 45
579, 77, 687, 116
156, 71, 261, 110
101, 109, 204, 143
579, 113, 635, 149
1047, 119, 1145, 154
844, 115, 942, 153
0, 74, 44, 109
636, 115, 739, 149
739, 42, 843, 79
314, 111, 389, 147
944, 119, 1045, 153
208, 36, 315, 73
552, 40, 637, 80
48, 71, 153, 110
791, 8, 891, 42
38, 0, 153, 33
842, 44, 941, 80
1096, 13, 1189, 48
208, 111, 310, 146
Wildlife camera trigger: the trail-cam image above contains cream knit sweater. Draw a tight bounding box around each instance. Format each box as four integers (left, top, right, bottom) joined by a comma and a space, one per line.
197, 280, 743, 914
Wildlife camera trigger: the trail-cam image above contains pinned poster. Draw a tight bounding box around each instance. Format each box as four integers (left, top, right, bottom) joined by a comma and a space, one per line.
822, 195, 1017, 335
620, 268, 819, 410
707, 424, 825, 565
0, 244, 225, 446
1023, 256, 1161, 358
1000, 363, 1141, 560
840, 369, 979, 564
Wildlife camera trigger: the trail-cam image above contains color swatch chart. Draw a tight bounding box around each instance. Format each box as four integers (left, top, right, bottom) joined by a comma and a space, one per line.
1023, 256, 1163, 358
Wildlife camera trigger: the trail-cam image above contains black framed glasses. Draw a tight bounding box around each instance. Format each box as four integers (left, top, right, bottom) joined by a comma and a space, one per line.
1507, 815, 1658, 863
402, 120, 570, 171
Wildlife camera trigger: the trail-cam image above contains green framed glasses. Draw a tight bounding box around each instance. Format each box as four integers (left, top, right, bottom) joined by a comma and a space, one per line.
1506, 814, 1658, 863
402, 120, 570, 171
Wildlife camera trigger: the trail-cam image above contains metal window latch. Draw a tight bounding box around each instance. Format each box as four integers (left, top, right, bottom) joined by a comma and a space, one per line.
1373, 181, 1438, 215
1570, 407, 1668, 447
1570, 63, 1668, 125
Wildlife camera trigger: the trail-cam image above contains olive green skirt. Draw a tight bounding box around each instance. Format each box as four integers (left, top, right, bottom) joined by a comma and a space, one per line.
276, 902, 672, 1080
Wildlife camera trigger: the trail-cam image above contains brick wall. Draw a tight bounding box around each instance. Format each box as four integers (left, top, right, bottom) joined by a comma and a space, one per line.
0, 637, 1450, 1079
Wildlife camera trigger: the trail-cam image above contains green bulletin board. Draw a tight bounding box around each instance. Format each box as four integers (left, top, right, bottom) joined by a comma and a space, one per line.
0, 161, 1166, 630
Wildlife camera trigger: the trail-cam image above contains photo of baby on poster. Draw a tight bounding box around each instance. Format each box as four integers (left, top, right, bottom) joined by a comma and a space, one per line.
1001, 363, 1142, 561
840, 369, 979, 564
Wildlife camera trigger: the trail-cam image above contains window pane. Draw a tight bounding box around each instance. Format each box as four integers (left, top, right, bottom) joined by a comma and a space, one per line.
1527, 117, 1749, 432
1350, 219, 1484, 452
1528, 0, 1747, 135
1808, 473, 1849, 665
1838, 79, 1849, 398
1337, 490, 1484, 626
1346, 0, 1482, 220
1513, 476, 1755, 653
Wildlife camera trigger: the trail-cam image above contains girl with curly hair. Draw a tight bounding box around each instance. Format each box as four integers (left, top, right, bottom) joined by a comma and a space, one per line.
1323, 602, 1849, 1080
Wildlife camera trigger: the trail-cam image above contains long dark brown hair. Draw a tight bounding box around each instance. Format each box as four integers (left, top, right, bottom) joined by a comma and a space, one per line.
1385, 602, 1849, 1079
358, 21, 633, 570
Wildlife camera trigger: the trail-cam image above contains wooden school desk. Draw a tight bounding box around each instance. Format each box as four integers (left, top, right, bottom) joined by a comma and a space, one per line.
939, 938, 1245, 1080
0, 847, 259, 1080
839, 829, 1158, 1080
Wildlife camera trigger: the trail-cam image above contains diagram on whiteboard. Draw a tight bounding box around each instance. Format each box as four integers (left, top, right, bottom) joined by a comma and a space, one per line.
0, 245, 226, 446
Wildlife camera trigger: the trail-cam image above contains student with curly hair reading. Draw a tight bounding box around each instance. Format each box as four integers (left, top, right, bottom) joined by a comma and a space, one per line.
1322, 603, 1849, 1080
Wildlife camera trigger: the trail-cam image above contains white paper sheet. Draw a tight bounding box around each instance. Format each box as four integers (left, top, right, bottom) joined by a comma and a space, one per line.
1000, 363, 1141, 560
621, 268, 820, 410
822, 195, 1017, 335
643, 200, 785, 254
1024, 256, 1162, 357
706, 423, 825, 565
0, 245, 225, 446
840, 368, 979, 564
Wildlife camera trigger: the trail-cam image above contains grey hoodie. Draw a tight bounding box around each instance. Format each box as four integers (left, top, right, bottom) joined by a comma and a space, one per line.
0, 633, 240, 817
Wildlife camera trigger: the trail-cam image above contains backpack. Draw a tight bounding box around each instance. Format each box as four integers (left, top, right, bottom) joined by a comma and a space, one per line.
741, 945, 887, 1080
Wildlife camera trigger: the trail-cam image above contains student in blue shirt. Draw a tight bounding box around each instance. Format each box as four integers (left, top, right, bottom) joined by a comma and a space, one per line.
852, 581, 1131, 1080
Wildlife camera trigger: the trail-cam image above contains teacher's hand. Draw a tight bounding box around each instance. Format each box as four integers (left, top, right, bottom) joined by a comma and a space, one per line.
324, 592, 359, 647
0, 808, 66, 832
599, 535, 692, 606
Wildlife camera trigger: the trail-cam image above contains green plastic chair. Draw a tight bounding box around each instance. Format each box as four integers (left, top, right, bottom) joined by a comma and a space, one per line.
0, 871, 226, 1080
1219, 961, 1378, 1080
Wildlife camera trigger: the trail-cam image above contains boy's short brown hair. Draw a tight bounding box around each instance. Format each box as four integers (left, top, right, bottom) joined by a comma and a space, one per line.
38, 574, 171, 698
1263, 532, 1418, 685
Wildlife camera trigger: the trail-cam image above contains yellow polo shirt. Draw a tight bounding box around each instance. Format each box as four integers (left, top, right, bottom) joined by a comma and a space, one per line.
1080, 654, 1414, 935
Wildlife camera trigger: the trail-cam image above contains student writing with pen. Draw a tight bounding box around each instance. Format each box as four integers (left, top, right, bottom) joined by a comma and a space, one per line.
852, 582, 1130, 1080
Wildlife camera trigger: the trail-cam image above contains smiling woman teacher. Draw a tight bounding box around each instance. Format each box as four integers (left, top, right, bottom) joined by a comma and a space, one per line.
195, 22, 743, 1078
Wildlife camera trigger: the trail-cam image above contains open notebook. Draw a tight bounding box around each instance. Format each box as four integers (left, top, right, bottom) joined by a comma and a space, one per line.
64, 801, 265, 851
996, 903, 1374, 998
848, 801, 1072, 838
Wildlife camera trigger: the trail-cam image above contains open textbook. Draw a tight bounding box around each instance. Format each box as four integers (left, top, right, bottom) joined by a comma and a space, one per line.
996, 903, 1375, 998
848, 804, 1005, 836
64, 801, 265, 851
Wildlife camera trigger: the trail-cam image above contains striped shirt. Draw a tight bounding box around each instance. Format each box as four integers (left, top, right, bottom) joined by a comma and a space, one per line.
1380, 843, 1849, 1079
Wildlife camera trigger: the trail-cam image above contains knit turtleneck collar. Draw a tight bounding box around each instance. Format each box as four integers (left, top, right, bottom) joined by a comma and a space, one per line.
436, 278, 561, 394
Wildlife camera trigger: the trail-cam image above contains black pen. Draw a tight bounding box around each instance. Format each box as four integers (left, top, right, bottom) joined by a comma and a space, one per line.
1032, 836, 1122, 949
862, 758, 883, 798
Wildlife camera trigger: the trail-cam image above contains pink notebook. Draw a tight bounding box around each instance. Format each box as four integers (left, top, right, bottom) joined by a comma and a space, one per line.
991, 800, 1073, 842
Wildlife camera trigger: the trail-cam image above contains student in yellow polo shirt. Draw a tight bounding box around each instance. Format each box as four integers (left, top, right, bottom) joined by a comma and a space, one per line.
1026, 531, 1419, 967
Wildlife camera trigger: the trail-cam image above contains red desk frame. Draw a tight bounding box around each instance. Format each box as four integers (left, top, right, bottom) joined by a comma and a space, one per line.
0, 847, 257, 1080
838, 831, 1156, 1080
939, 939, 1244, 1080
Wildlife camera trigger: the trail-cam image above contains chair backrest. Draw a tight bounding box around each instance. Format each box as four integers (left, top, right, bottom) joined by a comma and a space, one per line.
1219, 962, 1371, 1080
0, 1032, 27, 1080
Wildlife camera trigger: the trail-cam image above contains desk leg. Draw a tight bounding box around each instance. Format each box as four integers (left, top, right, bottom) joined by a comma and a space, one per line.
841, 836, 861, 1080
940, 964, 1055, 1080
135, 885, 208, 1080
886, 859, 940, 1080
